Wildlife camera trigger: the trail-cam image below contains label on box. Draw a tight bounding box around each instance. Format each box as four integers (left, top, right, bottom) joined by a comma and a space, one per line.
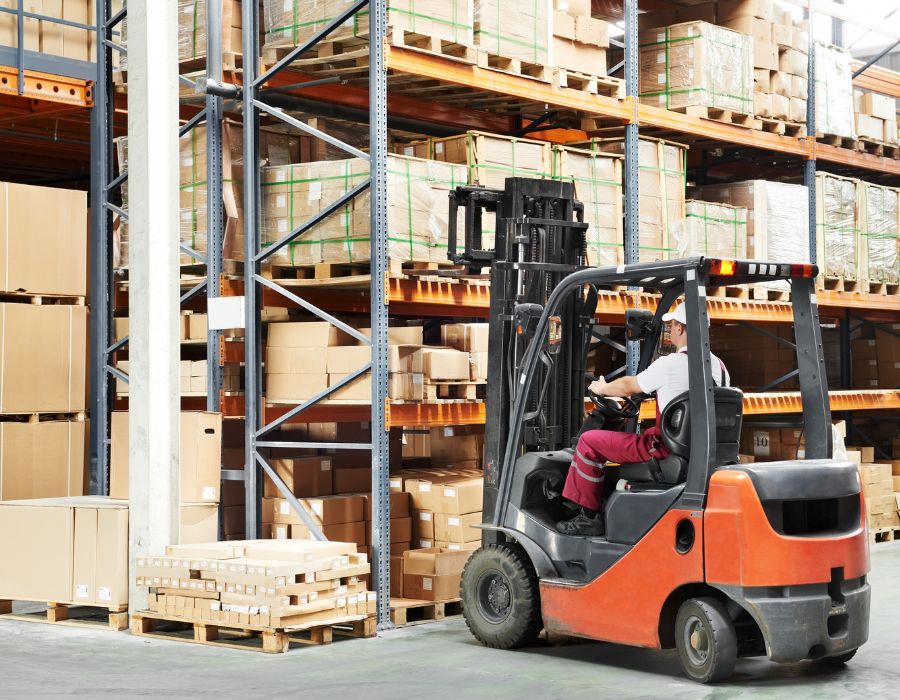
312, 501, 324, 516
435, 142, 444, 154
419, 512, 432, 521
201, 486, 216, 501
390, 479, 402, 489
657, 52, 664, 63
280, 501, 291, 515
276, 194, 286, 208
657, 32, 665, 42
447, 544, 461, 550
448, 517, 460, 526
418, 540, 433, 548
308, 181, 322, 202
443, 427, 454, 437
322, 460, 332, 471
423, 577, 433, 591
75, 584, 89, 599
418, 483, 431, 493
444, 487, 456, 498
98, 587, 112, 602
278, 219, 288, 233
276, 526, 287, 539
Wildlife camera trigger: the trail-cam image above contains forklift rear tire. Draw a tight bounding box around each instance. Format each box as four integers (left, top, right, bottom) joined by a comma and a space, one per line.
674, 597, 737, 684
461, 543, 542, 650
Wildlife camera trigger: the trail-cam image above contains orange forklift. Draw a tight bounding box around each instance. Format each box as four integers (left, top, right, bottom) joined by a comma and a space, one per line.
448, 179, 870, 683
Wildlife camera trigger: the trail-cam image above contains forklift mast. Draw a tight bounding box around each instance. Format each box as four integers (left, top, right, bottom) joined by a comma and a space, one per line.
448, 178, 595, 523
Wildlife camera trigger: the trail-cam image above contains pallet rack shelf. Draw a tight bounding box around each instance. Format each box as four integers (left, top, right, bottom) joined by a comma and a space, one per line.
70, 0, 900, 629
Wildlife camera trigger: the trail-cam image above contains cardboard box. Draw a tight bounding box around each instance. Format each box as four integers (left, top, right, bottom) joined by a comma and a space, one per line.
0, 182, 87, 296
403, 572, 460, 601
109, 411, 222, 502
430, 425, 484, 466
180, 504, 219, 544
412, 510, 435, 539
0, 419, 85, 500
357, 326, 424, 346
267, 321, 353, 348
856, 113, 884, 142
390, 554, 404, 597
402, 547, 470, 600
322, 520, 366, 546
434, 512, 482, 543
860, 462, 890, 483
437, 478, 484, 515
265, 345, 328, 375
390, 516, 412, 544
754, 92, 772, 118
470, 352, 488, 381
265, 457, 333, 498
421, 348, 471, 381
717, 0, 773, 22
266, 373, 328, 403
441, 323, 489, 353
860, 91, 895, 121
0, 497, 128, 606
754, 42, 779, 71
333, 466, 369, 494
0, 304, 87, 413
298, 494, 365, 525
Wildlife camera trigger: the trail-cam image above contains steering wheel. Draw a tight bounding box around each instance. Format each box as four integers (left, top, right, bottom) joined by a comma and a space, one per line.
587, 390, 641, 420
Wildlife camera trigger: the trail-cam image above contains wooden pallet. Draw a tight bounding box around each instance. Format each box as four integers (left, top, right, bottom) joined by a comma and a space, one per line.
261, 260, 464, 282
870, 527, 900, 544
818, 276, 860, 293
0, 290, 86, 305
0, 411, 86, 423
551, 67, 624, 98
423, 381, 486, 401
476, 51, 553, 82
856, 138, 900, 159
756, 117, 807, 137
816, 132, 858, 150
130, 611, 374, 653
387, 27, 477, 63
864, 280, 900, 296
262, 40, 369, 75
0, 600, 128, 631
673, 105, 756, 128
389, 597, 462, 626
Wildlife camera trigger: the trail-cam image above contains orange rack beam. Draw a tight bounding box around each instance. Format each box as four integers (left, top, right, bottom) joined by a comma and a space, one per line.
0, 65, 93, 107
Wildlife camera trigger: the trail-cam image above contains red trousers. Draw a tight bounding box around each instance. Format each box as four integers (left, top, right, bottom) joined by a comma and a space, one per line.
562, 425, 669, 511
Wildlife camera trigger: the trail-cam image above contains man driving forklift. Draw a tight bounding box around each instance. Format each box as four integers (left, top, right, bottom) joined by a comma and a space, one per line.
558, 302, 731, 536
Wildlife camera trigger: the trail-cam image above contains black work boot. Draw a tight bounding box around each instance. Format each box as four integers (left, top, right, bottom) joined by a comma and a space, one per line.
556, 509, 605, 537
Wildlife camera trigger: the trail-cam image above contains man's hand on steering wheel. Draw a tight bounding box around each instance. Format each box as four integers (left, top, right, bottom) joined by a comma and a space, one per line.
585, 378, 641, 420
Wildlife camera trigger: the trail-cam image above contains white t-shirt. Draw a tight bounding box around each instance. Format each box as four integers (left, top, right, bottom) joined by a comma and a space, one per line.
635, 348, 729, 413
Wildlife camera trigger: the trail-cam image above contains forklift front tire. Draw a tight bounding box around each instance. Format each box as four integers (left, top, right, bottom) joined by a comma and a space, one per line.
674, 597, 737, 684
461, 543, 543, 650
817, 649, 857, 666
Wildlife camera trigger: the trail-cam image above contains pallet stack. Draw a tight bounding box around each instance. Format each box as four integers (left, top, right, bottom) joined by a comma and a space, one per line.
858, 182, 899, 293
857, 454, 900, 537
672, 200, 748, 261
551, 0, 615, 92
133, 539, 376, 652
0, 181, 88, 501
815, 172, 859, 289
638, 20, 754, 125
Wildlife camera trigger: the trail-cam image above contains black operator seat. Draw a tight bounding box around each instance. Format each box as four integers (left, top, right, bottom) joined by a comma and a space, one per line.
616, 388, 744, 485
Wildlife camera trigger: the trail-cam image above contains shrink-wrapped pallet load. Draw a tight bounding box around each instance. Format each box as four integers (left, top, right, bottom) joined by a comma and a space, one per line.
815, 172, 859, 282
814, 43, 856, 140
858, 182, 899, 287
672, 201, 748, 260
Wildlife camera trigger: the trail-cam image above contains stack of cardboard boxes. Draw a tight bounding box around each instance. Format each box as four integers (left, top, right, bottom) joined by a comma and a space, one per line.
0, 497, 128, 618
859, 457, 899, 534
0, 181, 88, 501
0, 1, 95, 60
720, 1, 809, 128
673, 200, 748, 260
551, 0, 610, 78
713, 324, 797, 391
639, 20, 754, 119
110, 411, 223, 543
177, 0, 243, 64
473, 0, 550, 67
858, 182, 900, 290
854, 91, 898, 147
814, 41, 857, 141
115, 359, 241, 396
852, 326, 900, 391
136, 539, 376, 629
815, 172, 859, 284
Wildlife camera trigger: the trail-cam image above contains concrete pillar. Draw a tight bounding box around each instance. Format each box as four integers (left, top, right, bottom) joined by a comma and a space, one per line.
126, 0, 181, 612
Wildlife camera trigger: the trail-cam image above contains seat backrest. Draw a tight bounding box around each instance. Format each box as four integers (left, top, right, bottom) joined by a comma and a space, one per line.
660, 388, 744, 464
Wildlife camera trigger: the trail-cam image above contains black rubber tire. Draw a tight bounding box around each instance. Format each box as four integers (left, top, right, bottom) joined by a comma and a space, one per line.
674, 597, 738, 684
818, 649, 857, 666
460, 543, 542, 649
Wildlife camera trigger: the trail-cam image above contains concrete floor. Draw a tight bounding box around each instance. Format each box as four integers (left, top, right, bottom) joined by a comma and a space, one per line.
2, 544, 900, 699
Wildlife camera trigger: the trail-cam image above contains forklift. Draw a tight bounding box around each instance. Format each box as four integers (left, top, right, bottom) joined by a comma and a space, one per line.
448, 178, 870, 683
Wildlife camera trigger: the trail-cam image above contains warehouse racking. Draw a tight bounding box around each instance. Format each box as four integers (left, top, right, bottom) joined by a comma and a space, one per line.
1, 2, 898, 630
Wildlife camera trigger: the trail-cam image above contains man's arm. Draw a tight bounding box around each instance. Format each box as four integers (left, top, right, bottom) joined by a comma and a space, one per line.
589, 375, 642, 398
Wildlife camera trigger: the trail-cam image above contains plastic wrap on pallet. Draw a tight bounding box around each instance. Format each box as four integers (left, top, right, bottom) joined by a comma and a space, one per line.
814, 42, 856, 140
263, 0, 473, 49
639, 21, 753, 116
694, 180, 809, 292
815, 173, 859, 281
672, 200, 748, 260
261, 155, 467, 266
178, 1, 208, 61
473, 0, 550, 64
860, 183, 899, 286
551, 146, 623, 267
583, 137, 687, 263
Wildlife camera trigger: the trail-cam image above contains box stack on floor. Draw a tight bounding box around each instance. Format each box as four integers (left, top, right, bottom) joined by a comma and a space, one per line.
857, 456, 900, 535
0, 182, 88, 501
135, 539, 376, 631
0, 496, 129, 623
109, 411, 223, 544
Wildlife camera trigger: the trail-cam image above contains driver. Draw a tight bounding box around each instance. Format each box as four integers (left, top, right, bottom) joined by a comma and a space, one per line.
557, 303, 730, 536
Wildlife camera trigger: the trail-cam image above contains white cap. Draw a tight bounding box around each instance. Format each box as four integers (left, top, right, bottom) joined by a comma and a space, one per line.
661, 303, 687, 325
662, 303, 710, 327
